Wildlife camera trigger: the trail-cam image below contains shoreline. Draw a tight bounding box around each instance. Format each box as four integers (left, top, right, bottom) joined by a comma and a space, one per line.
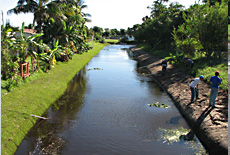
130, 47, 228, 155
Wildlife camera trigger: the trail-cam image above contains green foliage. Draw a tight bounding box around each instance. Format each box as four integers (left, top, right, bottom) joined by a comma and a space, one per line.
173, 2, 227, 57
195, 63, 228, 90
119, 36, 129, 43
132, 2, 184, 48
165, 52, 184, 64
99, 38, 105, 43
172, 24, 202, 57
133, 1, 227, 59
1, 26, 16, 80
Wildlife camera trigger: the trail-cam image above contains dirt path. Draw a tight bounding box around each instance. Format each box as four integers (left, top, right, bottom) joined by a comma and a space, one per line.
130, 47, 228, 155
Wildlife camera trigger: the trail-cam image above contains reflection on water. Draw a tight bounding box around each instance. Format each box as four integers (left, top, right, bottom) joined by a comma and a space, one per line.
15, 45, 207, 155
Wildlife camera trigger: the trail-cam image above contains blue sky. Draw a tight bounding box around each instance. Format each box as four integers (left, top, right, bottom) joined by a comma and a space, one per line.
1, 0, 201, 29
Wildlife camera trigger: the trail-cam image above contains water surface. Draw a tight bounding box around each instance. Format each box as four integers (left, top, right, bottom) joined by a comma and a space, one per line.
16, 45, 205, 155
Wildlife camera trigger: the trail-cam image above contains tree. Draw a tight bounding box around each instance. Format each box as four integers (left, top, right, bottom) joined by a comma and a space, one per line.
202, 0, 223, 5
119, 29, 126, 36
173, 2, 227, 58
172, 23, 202, 56
91, 26, 104, 40
132, 2, 184, 48
8, 0, 62, 33
111, 28, 120, 36
103, 28, 110, 37
1, 25, 18, 80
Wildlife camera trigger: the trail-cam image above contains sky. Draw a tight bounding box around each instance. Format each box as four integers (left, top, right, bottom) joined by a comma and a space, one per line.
1, 0, 201, 30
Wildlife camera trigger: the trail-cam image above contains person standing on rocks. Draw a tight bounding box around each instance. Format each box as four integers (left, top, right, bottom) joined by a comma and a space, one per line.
189, 75, 204, 103
161, 60, 167, 74
209, 71, 222, 108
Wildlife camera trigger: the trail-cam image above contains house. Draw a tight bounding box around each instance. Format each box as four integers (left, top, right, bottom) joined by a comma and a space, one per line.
13, 28, 37, 38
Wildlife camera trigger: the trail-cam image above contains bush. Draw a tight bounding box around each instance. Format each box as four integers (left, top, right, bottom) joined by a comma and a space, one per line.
99, 38, 105, 43
1, 75, 23, 92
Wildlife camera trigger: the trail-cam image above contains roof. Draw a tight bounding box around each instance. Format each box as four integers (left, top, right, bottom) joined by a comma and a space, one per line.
23, 29, 37, 35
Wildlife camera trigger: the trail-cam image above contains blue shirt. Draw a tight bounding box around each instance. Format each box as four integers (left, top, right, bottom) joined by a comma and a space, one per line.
210, 76, 221, 88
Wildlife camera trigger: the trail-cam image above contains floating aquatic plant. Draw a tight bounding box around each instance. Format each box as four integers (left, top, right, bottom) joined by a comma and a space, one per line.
159, 127, 207, 154
147, 102, 170, 108
160, 127, 190, 144
87, 68, 103, 71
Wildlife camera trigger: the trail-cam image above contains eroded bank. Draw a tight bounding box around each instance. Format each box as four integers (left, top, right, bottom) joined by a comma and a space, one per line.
130, 47, 228, 155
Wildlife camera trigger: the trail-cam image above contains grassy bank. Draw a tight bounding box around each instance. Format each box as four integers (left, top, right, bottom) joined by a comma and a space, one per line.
105, 39, 119, 44
1, 42, 108, 155
138, 44, 228, 91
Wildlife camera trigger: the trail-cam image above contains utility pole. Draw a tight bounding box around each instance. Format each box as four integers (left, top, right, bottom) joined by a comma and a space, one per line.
1, 11, 3, 25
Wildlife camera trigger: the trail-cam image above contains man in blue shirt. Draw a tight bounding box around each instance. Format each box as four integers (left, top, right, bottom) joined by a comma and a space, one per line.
209, 71, 222, 108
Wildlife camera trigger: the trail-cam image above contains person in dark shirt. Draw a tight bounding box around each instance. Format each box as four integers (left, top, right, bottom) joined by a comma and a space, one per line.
161, 60, 167, 72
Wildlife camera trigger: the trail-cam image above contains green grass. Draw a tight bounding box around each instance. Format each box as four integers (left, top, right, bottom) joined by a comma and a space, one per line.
195, 63, 228, 90
105, 39, 119, 44
1, 42, 108, 155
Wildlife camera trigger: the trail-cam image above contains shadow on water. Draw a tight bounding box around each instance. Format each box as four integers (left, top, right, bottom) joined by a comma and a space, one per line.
15, 45, 208, 155
16, 69, 89, 155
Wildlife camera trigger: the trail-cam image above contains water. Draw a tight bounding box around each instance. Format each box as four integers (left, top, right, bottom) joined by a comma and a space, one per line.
16, 45, 206, 155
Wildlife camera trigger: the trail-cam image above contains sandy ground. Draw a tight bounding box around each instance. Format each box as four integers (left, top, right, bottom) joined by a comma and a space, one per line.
130, 47, 228, 155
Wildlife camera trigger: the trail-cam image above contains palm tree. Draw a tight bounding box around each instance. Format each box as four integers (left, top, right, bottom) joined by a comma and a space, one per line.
7, 0, 62, 33
75, 0, 92, 23
56, 0, 91, 22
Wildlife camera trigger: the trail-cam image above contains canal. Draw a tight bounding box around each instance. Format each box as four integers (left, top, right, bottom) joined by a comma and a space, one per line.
16, 45, 206, 155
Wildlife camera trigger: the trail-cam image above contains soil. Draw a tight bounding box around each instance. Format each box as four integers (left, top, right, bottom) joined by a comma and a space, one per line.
130, 47, 228, 155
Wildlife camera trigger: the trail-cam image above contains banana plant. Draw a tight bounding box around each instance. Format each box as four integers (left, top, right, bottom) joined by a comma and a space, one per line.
41, 39, 65, 72
1, 26, 16, 79
14, 22, 44, 63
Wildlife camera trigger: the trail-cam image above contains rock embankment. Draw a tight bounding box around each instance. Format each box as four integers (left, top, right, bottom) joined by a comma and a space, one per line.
130, 47, 228, 155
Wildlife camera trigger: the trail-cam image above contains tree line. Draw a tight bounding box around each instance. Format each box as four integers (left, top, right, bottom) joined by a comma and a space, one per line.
127, 0, 227, 59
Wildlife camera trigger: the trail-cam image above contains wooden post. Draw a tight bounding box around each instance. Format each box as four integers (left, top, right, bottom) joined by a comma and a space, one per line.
20, 63, 23, 77
27, 63, 29, 75
18, 62, 30, 78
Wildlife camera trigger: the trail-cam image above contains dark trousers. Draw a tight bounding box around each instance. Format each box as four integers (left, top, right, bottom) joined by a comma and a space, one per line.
190, 87, 198, 102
